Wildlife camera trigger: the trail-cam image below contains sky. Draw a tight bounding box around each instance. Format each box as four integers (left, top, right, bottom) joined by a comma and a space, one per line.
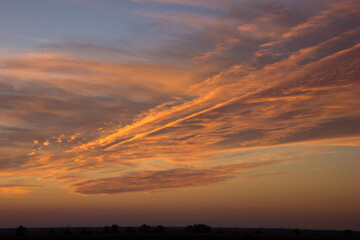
0, 0, 359, 230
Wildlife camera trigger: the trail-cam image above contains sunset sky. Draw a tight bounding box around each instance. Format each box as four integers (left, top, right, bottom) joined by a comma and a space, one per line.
0, 0, 359, 230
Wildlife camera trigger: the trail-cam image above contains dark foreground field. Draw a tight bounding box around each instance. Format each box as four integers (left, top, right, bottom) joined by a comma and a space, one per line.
0, 227, 358, 240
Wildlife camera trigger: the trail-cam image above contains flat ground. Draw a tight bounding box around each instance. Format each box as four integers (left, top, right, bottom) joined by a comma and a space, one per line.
0, 228, 358, 240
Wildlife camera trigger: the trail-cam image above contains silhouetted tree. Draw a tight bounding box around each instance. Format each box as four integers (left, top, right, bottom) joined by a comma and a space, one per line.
185, 224, 211, 233
139, 224, 152, 233
103, 225, 110, 233
194, 224, 211, 233
153, 225, 166, 233
185, 225, 194, 233
15, 225, 27, 236
111, 224, 119, 233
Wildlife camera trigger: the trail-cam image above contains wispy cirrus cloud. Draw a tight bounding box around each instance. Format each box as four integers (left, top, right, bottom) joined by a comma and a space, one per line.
0, 0, 359, 195
71, 160, 284, 194
131, 0, 228, 8
0, 183, 41, 196
0, 32, 51, 43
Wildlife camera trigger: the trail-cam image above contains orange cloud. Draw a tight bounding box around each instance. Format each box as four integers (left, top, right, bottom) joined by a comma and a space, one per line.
0, 0, 359, 196
71, 160, 283, 194
0, 184, 40, 196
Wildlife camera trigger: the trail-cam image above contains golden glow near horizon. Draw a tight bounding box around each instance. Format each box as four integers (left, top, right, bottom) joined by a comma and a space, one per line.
0, 0, 359, 230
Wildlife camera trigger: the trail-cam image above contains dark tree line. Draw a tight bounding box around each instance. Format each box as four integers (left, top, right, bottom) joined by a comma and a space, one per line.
185, 224, 212, 233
